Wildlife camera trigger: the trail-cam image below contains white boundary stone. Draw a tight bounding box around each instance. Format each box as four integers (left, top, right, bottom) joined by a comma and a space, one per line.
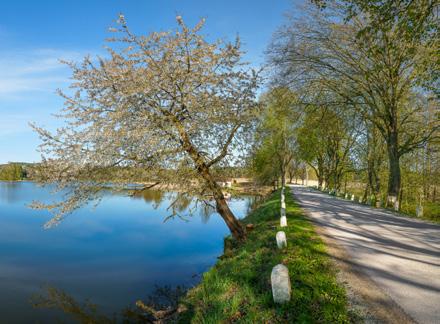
416, 205, 423, 217
276, 231, 287, 249
271, 264, 291, 303
280, 215, 287, 227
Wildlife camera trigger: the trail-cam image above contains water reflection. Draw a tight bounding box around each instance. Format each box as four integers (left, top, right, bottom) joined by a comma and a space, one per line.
32, 284, 187, 323
0, 181, 255, 323
131, 189, 165, 207
129, 189, 260, 225
0, 181, 21, 204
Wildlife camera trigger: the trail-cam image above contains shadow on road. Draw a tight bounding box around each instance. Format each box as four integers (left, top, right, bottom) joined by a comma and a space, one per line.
290, 185, 440, 323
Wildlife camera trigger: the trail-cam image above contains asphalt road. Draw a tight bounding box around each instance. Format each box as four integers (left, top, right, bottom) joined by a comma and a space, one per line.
290, 185, 440, 324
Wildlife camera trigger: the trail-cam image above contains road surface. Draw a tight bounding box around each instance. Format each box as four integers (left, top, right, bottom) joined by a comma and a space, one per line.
290, 185, 440, 324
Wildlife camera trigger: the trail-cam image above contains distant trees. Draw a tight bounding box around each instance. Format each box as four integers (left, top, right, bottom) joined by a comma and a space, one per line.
31, 16, 260, 241
250, 88, 298, 187
0, 163, 26, 181
296, 103, 359, 191
286, 158, 305, 184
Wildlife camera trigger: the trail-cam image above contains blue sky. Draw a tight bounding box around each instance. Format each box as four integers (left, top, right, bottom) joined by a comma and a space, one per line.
0, 0, 295, 163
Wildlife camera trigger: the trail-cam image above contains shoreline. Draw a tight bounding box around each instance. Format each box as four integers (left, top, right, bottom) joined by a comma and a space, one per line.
0, 179, 271, 197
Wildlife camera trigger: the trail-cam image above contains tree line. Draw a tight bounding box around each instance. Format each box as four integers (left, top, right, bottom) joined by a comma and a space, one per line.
251, 0, 439, 219
0, 163, 28, 181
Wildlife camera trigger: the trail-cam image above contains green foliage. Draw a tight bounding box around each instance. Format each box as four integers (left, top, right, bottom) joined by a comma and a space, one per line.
180, 187, 349, 323
296, 104, 357, 190
270, 0, 439, 209
0, 163, 26, 181
250, 88, 298, 186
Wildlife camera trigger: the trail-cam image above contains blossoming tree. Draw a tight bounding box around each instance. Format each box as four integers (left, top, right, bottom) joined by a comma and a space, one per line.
32, 16, 261, 241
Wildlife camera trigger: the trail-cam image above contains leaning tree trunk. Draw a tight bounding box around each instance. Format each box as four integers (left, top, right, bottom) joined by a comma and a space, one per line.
387, 130, 401, 211
179, 129, 246, 241
213, 188, 247, 241
203, 171, 246, 241
198, 165, 246, 241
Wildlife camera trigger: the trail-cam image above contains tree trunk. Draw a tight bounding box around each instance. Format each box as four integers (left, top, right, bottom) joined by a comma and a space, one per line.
399, 186, 404, 211
202, 170, 246, 241
362, 184, 370, 202
214, 192, 247, 241
344, 176, 347, 193
373, 164, 381, 197
318, 175, 323, 189
280, 162, 286, 188
387, 131, 401, 211
204, 173, 246, 241
178, 127, 246, 241
365, 159, 374, 201
281, 172, 286, 188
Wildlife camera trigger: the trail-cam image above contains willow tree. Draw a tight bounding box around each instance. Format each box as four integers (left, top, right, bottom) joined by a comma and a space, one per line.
31, 16, 260, 241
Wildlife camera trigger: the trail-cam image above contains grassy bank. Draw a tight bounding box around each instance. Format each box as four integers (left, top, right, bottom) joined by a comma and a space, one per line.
179, 187, 349, 323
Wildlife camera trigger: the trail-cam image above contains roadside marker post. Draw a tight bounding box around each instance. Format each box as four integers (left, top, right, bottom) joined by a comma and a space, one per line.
271, 264, 291, 303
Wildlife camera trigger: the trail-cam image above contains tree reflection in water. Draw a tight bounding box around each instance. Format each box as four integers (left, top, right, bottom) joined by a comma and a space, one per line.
130, 189, 165, 209
32, 285, 187, 323
131, 190, 215, 224
129, 189, 263, 226
0, 181, 21, 204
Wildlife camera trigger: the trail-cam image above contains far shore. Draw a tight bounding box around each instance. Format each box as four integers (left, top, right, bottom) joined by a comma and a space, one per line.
0, 179, 272, 197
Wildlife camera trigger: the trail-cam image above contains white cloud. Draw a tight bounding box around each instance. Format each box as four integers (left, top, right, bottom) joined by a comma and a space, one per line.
0, 49, 89, 139
0, 48, 85, 97
0, 114, 30, 135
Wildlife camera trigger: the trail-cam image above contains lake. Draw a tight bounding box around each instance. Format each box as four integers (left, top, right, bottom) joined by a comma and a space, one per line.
0, 181, 254, 323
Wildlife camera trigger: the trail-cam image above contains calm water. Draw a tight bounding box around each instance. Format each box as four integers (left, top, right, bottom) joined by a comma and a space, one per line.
0, 181, 254, 323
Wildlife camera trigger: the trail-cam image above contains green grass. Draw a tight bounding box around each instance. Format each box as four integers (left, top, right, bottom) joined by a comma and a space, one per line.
178, 187, 349, 323
399, 201, 440, 223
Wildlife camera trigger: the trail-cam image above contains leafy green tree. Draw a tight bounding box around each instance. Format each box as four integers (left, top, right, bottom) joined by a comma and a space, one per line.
296, 104, 357, 190
0, 163, 26, 181
251, 88, 298, 187
269, 3, 439, 209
